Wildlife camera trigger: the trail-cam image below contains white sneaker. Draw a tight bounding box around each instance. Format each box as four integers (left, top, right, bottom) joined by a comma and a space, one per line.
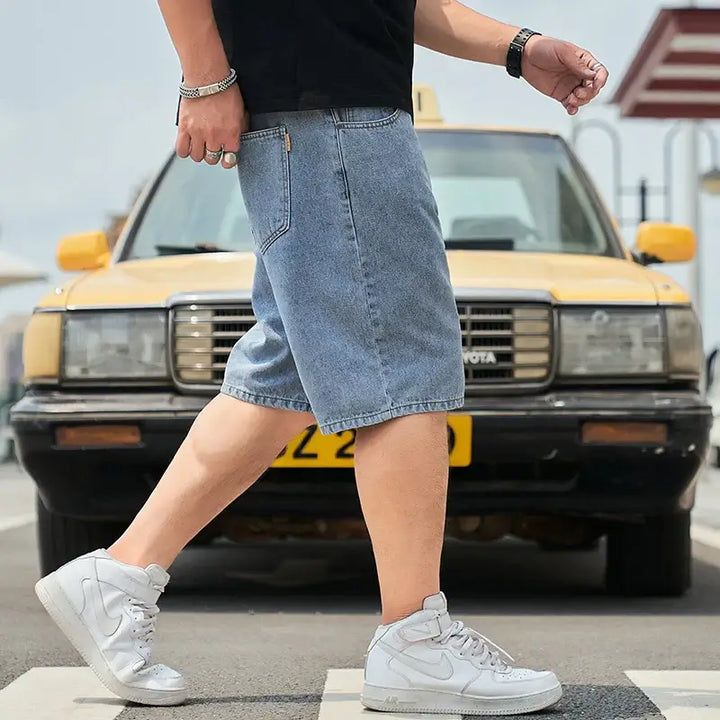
35, 549, 186, 706
362, 592, 561, 716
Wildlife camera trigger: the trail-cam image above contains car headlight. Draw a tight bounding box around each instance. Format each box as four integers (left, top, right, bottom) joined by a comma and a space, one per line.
560, 308, 665, 376
64, 311, 168, 380
666, 306, 703, 377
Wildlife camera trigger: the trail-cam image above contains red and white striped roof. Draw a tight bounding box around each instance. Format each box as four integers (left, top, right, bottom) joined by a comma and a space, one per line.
613, 8, 720, 119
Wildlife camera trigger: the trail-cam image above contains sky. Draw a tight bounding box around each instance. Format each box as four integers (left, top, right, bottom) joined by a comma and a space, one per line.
1, 0, 719, 349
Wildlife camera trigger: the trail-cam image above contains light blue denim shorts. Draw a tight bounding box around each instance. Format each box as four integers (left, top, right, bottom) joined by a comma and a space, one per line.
220, 107, 465, 434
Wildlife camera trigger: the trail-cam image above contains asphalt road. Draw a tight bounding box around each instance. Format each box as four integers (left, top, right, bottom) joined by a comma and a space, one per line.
1, 462, 720, 720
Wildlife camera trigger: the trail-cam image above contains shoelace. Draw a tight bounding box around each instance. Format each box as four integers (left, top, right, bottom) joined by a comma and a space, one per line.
435, 620, 515, 670
128, 585, 163, 664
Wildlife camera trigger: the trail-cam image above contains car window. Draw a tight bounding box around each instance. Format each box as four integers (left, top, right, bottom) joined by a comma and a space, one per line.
124, 131, 614, 259
420, 131, 612, 256
126, 159, 254, 260
434, 177, 535, 234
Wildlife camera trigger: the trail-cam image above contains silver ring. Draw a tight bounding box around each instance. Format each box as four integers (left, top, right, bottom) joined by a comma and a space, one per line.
223, 151, 238, 166
591, 62, 604, 72
205, 147, 223, 161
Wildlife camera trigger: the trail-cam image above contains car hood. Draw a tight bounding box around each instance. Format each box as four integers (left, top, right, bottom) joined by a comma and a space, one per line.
47, 250, 688, 309
57, 253, 258, 308
446, 251, 687, 303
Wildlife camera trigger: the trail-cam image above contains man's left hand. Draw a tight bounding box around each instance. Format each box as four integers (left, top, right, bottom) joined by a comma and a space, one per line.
523, 36, 609, 115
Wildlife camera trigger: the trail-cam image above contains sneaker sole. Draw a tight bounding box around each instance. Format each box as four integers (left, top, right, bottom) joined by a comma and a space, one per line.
35, 575, 187, 706
361, 682, 563, 716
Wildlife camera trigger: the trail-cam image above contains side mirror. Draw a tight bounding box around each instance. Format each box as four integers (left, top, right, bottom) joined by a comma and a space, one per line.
56, 231, 111, 272
634, 222, 696, 265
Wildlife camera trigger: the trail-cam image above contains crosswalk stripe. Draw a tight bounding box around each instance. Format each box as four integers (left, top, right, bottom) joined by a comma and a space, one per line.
0, 513, 35, 533
626, 670, 720, 719
318, 669, 461, 720
4, 666, 718, 717
691, 522, 720, 551
0, 667, 125, 719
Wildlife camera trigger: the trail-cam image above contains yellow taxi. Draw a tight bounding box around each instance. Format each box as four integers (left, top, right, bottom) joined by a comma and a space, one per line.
12, 87, 711, 595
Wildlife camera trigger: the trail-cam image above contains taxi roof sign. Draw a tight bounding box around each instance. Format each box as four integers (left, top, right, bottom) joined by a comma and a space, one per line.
413, 85, 444, 124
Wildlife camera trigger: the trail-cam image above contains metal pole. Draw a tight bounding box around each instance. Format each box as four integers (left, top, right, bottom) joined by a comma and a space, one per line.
639, 178, 649, 223
698, 124, 720, 168
687, 120, 702, 319
571, 119, 623, 218
663, 122, 684, 222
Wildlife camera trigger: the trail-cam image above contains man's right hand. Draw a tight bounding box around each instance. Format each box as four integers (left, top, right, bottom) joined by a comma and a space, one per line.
176, 83, 248, 169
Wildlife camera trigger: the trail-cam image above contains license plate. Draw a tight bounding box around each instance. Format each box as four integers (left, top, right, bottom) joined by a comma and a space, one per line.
272, 415, 472, 468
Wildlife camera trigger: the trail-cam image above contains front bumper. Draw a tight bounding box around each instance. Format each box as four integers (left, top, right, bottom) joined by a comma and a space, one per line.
12, 389, 711, 521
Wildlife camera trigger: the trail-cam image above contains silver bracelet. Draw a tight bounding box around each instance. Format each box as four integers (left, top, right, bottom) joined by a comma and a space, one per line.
179, 68, 237, 99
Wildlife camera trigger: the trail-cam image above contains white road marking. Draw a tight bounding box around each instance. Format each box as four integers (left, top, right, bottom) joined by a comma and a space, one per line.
0, 512, 35, 533
691, 522, 720, 551
318, 669, 460, 720
0, 667, 125, 719
626, 670, 720, 719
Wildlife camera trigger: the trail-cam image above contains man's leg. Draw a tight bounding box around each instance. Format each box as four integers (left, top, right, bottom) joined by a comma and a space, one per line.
110, 393, 315, 569
357, 411, 563, 715
355, 412, 449, 625
35, 393, 314, 706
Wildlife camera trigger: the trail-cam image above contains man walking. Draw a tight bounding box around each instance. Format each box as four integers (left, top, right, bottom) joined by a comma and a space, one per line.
35, 0, 607, 714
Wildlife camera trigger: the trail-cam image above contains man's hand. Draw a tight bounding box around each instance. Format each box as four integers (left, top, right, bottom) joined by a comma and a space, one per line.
176, 84, 248, 169
158, 0, 247, 168
523, 36, 609, 116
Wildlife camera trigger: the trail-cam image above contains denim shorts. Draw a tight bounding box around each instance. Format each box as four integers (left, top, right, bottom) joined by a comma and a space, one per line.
220, 107, 465, 434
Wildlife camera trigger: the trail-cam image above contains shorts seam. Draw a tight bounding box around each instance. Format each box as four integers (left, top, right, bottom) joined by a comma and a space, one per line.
246, 125, 291, 255
240, 126, 286, 142
221, 382, 312, 413
332, 122, 393, 409
333, 108, 403, 129
319, 397, 465, 434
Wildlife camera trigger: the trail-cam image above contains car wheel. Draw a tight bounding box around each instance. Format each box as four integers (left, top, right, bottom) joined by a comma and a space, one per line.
605, 512, 691, 597
36, 495, 127, 576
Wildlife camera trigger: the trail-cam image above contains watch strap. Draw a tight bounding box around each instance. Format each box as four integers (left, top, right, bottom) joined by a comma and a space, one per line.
506, 28, 542, 79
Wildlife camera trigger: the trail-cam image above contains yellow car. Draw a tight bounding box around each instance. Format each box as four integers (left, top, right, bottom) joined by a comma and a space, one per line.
12, 87, 711, 596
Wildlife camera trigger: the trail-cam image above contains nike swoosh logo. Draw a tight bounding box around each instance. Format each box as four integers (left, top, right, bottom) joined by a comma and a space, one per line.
82, 577, 122, 637
379, 641, 454, 681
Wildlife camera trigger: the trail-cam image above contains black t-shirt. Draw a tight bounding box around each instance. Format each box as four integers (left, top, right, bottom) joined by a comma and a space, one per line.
211, 0, 416, 115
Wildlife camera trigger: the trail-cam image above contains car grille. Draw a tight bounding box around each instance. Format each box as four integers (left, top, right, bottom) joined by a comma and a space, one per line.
457, 303, 553, 386
172, 305, 256, 385
172, 302, 553, 388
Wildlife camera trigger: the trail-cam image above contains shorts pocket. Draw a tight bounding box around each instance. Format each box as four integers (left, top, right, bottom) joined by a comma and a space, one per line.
238, 126, 291, 254
334, 107, 402, 129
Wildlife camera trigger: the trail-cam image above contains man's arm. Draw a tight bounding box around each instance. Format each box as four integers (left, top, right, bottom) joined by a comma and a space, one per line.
414, 0, 519, 66
414, 0, 608, 115
158, 0, 230, 85
157, 0, 245, 167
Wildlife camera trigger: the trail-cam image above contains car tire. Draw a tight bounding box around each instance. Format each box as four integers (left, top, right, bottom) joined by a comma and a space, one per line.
605, 512, 691, 597
36, 495, 127, 576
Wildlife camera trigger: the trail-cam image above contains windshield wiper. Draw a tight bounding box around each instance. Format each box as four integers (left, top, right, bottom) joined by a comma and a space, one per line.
445, 238, 515, 251
154, 243, 232, 256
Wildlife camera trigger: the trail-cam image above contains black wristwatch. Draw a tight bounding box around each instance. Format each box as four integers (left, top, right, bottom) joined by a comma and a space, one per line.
506, 28, 542, 79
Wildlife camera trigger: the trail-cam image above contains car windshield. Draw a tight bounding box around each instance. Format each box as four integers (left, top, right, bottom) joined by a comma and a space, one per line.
125, 130, 614, 260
